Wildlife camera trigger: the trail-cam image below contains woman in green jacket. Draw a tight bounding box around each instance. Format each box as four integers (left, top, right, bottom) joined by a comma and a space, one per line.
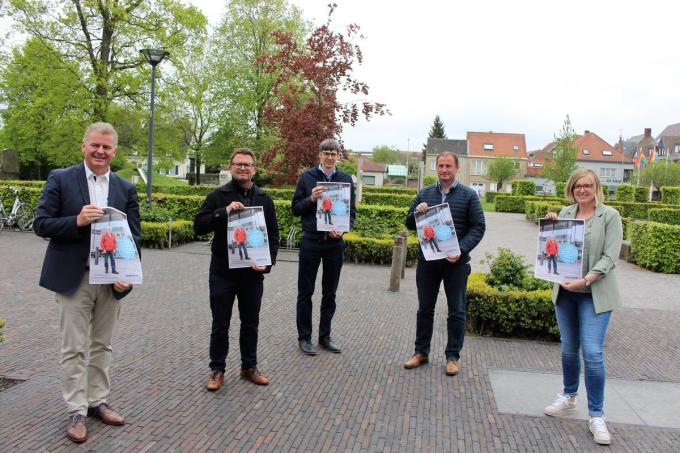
543, 168, 623, 446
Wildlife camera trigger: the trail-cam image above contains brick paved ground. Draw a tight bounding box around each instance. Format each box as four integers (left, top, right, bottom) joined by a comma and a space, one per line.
1, 212, 679, 452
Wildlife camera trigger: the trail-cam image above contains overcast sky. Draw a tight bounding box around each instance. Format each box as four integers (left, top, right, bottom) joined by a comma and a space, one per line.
3, 1, 679, 152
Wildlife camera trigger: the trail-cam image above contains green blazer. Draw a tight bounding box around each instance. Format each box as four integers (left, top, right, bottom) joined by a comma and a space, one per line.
551, 203, 623, 313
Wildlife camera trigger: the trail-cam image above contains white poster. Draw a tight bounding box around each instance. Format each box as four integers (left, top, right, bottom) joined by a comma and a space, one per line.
227, 206, 272, 269
415, 203, 461, 261
535, 218, 585, 283
316, 182, 351, 232
89, 207, 143, 284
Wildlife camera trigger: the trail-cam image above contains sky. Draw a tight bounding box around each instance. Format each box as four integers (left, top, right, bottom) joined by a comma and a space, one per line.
3, 1, 679, 152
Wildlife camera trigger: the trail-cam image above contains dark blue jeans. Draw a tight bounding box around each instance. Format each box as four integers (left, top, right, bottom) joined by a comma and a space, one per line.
209, 272, 263, 370
414, 259, 470, 360
555, 289, 611, 416
296, 236, 344, 341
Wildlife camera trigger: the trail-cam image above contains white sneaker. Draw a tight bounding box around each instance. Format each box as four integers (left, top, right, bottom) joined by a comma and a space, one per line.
589, 417, 611, 445
544, 393, 577, 416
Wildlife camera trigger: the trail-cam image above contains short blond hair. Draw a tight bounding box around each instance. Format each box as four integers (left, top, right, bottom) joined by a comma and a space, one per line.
564, 168, 605, 204
83, 122, 118, 147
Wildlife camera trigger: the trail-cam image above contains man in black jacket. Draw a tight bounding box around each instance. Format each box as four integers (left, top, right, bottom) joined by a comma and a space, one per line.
292, 138, 356, 355
194, 148, 279, 389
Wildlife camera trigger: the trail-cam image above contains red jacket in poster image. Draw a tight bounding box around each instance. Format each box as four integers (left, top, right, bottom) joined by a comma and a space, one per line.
546, 239, 559, 256
234, 227, 247, 244
100, 231, 117, 252
322, 197, 333, 212
423, 225, 435, 240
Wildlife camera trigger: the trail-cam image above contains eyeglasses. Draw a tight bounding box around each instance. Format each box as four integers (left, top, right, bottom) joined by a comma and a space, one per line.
573, 183, 594, 191
321, 151, 339, 157
231, 162, 254, 169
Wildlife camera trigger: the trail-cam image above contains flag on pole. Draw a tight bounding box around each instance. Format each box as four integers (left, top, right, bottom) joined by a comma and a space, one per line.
634, 148, 647, 169
650, 146, 658, 162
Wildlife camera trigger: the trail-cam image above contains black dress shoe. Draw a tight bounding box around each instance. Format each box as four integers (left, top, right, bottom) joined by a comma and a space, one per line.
299, 340, 317, 355
319, 338, 341, 353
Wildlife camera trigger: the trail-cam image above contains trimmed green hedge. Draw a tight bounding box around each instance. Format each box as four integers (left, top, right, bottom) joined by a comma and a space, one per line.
511, 180, 536, 196
621, 217, 632, 240
555, 182, 566, 197
360, 192, 413, 208
660, 187, 680, 205
635, 186, 649, 202
630, 221, 680, 273
0, 185, 42, 214
363, 186, 417, 195
343, 232, 418, 265
616, 184, 635, 202
605, 201, 677, 220
647, 208, 680, 225
466, 273, 558, 339
525, 201, 565, 224
141, 220, 195, 248
495, 195, 526, 213
485, 192, 504, 203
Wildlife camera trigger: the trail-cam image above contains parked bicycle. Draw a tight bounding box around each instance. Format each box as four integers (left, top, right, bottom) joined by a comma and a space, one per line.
0, 187, 34, 232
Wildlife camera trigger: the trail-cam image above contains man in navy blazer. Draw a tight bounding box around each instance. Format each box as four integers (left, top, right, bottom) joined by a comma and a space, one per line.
34, 122, 141, 443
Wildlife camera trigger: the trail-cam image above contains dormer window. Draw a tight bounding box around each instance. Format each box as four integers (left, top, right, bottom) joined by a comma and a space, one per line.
483, 143, 494, 151
601, 150, 613, 157
582, 149, 590, 155
513, 145, 519, 151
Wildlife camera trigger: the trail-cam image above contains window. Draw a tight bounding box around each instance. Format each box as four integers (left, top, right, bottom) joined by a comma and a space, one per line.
599, 168, 616, 179
601, 150, 613, 157
430, 160, 436, 171
513, 145, 519, 151
582, 149, 590, 155
675, 144, 680, 154
362, 175, 376, 185
531, 162, 543, 168
471, 159, 487, 175
483, 143, 494, 151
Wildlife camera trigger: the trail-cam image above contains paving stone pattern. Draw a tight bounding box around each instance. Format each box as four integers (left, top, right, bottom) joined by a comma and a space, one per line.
1, 212, 679, 452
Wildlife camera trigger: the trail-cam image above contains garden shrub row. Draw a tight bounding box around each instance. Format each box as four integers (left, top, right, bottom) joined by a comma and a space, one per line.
360, 192, 413, 208
495, 195, 526, 213
363, 186, 417, 195
0, 185, 42, 214
466, 273, 558, 339
343, 232, 419, 265
605, 201, 678, 220
615, 183, 635, 202
511, 180, 536, 196
629, 221, 680, 273
524, 200, 565, 223
660, 187, 680, 205
647, 208, 680, 225
140, 220, 195, 249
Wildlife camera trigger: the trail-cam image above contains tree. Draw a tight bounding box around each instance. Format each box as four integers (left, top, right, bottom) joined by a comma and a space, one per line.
261, 3, 388, 184
422, 115, 447, 161
3, 0, 206, 121
371, 145, 399, 164
542, 115, 578, 183
487, 157, 519, 191
637, 161, 680, 190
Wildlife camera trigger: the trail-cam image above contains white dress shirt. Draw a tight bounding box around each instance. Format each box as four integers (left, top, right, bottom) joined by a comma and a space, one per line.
84, 163, 110, 208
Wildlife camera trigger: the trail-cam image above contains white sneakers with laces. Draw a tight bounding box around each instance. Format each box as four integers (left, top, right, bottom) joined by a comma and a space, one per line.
589, 416, 611, 445
544, 393, 577, 416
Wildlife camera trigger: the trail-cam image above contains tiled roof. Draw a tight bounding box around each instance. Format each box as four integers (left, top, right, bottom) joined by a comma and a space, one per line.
658, 122, 680, 137
360, 159, 387, 173
425, 138, 467, 156
467, 131, 528, 158
574, 131, 633, 163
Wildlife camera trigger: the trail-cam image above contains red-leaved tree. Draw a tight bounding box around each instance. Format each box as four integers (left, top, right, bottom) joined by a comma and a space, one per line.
261, 3, 388, 184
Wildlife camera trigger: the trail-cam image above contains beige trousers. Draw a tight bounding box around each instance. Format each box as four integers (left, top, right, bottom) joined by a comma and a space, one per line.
56, 272, 121, 415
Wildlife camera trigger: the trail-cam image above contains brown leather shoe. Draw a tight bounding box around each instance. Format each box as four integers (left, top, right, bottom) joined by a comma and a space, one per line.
241, 368, 270, 385
446, 359, 460, 376
403, 354, 429, 369
66, 414, 87, 443
88, 403, 125, 426
207, 370, 224, 391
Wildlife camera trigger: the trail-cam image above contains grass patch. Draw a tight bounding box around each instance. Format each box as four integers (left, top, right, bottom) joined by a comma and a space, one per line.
480, 200, 495, 212
116, 168, 187, 187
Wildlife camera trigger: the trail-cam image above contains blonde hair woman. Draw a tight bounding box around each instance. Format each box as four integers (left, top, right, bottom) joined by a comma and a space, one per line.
543, 168, 623, 445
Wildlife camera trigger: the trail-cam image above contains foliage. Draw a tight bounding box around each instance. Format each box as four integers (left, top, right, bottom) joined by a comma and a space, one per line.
0, 185, 42, 215
660, 186, 680, 205
0, 316, 4, 342
371, 145, 399, 164
139, 204, 174, 222
261, 4, 387, 184
542, 115, 578, 183
630, 221, 680, 273
487, 158, 519, 191
363, 186, 416, 195
636, 162, 680, 190
337, 154, 357, 175
555, 181, 566, 198
343, 232, 418, 265
495, 195, 526, 213
647, 208, 680, 225
606, 201, 677, 220
422, 115, 446, 161
616, 183, 635, 202
511, 179, 535, 196
360, 193, 413, 208
482, 247, 530, 290
525, 200, 565, 224
635, 186, 648, 202
424, 175, 437, 186
141, 220, 195, 249
466, 273, 558, 340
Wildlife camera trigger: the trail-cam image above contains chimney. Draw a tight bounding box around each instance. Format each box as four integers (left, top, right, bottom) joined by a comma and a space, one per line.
584, 130, 590, 134
644, 128, 652, 138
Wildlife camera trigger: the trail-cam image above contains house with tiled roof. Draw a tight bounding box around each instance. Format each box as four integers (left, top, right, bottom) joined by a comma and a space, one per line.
359, 158, 387, 186
656, 122, 680, 163
465, 131, 528, 193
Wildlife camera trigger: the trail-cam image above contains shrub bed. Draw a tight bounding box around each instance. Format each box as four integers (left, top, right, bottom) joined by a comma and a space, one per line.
647, 208, 680, 225
616, 183, 635, 202
630, 221, 680, 273
0, 185, 42, 214
363, 186, 417, 195
660, 186, 680, 205
511, 180, 535, 196
525, 200, 565, 223
360, 192, 413, 208
141, 220, 195, 249
495, 195, 526, 213
635, 186, 649, 202
343, 232, 419, 265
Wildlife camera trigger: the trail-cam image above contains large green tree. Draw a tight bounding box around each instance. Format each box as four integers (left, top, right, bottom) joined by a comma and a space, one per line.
637, 161, 680, 190
487, 157, 519, 191
543, 115, 578, 183
371, 145, 399, 164
423, 114, 447, 161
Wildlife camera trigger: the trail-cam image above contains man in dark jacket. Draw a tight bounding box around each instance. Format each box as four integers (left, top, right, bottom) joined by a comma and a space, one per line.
194, 148, 279, 389
34, 122, 141, 443
403, 152, 485, 376
292, 138, 356, 355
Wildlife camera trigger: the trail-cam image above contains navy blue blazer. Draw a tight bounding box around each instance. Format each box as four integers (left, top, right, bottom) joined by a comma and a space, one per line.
34, 162, 141, 298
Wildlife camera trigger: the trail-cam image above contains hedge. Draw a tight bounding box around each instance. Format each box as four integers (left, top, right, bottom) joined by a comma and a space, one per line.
0, 317, 4, 343
360, 192, 413, 208
511, 180, 535, 196
0, 185, 42, 214
635, 186, 649, 202
141, 220, 195, 248
605, 201, 677, 220
660, 186, 680, 205
629, 221, 680, 273
525, 200, 565, 224
555, 182, 566, 197
495, 195, 526, 213
466, 273, 558, 339
647, 208, 680, 225
621, 217, 632, 240
363, 186, 417, 195
616, 184, 635, 202
485, 192, 503, 203
343, 232, 419, 265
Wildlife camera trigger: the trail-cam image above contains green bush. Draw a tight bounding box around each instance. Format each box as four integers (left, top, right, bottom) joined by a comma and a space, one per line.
635, 186, 648, 202
0, 317, 4, 343
466, 273, 558, 339
616, 184, 635, 202
621, 217, 632, 240
361, 192, 413, 208
485, 192, 502, 203
660, 186, 680, 205
483, 248, 529, 289
364, 186, 417, 195
343, 232, 419, 265
525, 201, 565, 224
423, 176, 437, 186
630, 220, 680, 273
647, 208, 680, 225
354, 204, 410, 237
0, 185, 42, 215
555, 182, 566, 197
495, 195, 526, 213
141, 220, 195, 248
511, 180, 535, 196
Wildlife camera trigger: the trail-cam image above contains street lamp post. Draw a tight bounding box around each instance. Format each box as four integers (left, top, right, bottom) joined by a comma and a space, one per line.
139, 48, 170, 208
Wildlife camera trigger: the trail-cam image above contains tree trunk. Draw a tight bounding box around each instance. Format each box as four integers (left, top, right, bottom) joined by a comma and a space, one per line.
196, 156, 201, 185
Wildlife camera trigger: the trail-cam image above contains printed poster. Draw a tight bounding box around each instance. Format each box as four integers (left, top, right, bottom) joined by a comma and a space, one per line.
316, 182, 351, 232
228, 206, 272, 269
89, 207, 143, 284
415, 203, 461, 261
535, 218, 585, 283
